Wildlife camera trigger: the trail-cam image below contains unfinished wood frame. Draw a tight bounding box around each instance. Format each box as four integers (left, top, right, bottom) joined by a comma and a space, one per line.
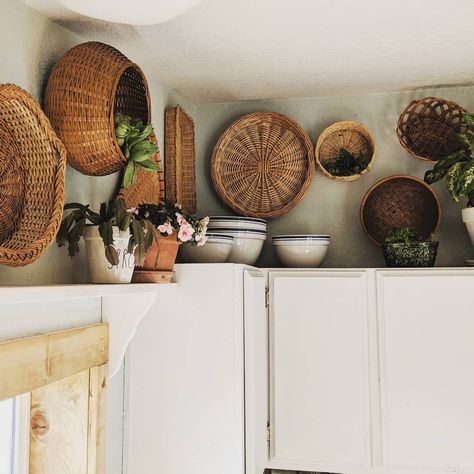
0, 323, 108, 474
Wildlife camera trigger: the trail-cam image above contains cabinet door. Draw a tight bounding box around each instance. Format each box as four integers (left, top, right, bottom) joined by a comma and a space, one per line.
269, 271, 372, 472
378, 270, 474, 471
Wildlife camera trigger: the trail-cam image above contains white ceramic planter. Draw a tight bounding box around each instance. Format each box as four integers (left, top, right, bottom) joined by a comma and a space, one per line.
83, 226, 135, 284
462, 207, 474, 248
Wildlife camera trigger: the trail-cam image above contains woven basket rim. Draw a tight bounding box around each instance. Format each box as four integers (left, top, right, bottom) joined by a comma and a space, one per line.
211, 111, 314, 219
0, 83, 67, 266
360, 174, 441, 246
315, 120, 376, 182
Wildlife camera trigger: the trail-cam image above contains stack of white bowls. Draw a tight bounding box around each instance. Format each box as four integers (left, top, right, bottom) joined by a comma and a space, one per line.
272, 234, 331, 267
207, 216, 267, 265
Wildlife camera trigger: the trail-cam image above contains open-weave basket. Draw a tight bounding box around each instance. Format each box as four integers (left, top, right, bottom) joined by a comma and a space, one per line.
0, 84, 66, 267
45, 41, 154, 176
211, 112, 314, 218
315, 121, 376, 181
165, 106, 196, 213
360, 175, 441, 246
397, 97, 467, 162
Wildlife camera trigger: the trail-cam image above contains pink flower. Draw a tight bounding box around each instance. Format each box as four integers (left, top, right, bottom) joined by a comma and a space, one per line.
197, 235, 208, 247
176, 212, 186, 225
178, 222, 195, 242
157, 222, 173, 235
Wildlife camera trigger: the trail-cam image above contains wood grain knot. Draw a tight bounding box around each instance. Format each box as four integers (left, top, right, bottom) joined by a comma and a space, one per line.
31, 411, 50, 438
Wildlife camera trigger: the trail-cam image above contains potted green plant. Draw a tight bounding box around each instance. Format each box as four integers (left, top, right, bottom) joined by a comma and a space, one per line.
57, 198, 155, 283
382, 227, 439, 267
424, 112, 474, 247
323, 148, 371, 177
135, 201, 209, 273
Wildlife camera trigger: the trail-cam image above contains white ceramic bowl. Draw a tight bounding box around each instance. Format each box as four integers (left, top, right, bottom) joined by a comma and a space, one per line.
180, 234, 234, 263
208, 216, 267, 231
210, 228, 266, 265
272, 236, 330, 268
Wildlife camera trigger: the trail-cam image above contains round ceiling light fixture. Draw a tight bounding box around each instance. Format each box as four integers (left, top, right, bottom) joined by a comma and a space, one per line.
58, 0, 201, 25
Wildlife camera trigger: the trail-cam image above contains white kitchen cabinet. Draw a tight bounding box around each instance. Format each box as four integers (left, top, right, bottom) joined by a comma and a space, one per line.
377, 269, 474, 473
267, 270, 374, 473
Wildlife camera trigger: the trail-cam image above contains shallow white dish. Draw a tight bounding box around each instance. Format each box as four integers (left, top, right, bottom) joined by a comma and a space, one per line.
273, 239, 330, 268
208, 216, 267, 231
180, 234, 233, 263
210, 229, 266, 265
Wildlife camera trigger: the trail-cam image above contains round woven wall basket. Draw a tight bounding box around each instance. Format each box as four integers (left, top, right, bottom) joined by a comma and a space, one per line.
45, 41, 155, 176
315, 121, 376, 181
211, 112, 314, 218
360, 175, 441, 246
0, 84, 67, 267
397, 97, 467, 162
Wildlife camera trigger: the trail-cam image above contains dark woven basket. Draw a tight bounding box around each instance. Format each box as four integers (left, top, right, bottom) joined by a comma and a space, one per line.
360, 175, 441, 246
397, 97, 467, 162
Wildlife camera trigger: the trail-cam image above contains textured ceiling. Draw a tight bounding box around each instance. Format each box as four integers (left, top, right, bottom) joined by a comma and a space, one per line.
24, 0, 474, 103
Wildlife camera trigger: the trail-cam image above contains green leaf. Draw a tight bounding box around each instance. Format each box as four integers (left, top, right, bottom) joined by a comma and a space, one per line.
446, 162, 464, 202
464, 113, 474, 130
105, 245, 119, 266
458, 161, 474, 196
130, 150, 150, 163
123, 160, 136, 188
137, 159, 159, 172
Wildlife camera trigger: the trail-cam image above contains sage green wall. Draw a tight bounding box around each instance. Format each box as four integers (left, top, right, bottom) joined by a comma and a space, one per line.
195, 87, 474, 267
0, 0, 196, 286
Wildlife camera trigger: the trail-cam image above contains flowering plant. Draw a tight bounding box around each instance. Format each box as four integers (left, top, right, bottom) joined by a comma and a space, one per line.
136, 201, 209, 246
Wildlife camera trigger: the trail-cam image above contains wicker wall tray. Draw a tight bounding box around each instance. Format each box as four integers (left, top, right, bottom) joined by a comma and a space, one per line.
165, 106, 196, 213
211, 112, 314, 218
0, 84, 67, 267
360, 175, 441, 246
397, 97, 467, 162
315, 121, 376, 181
45, 41, 154, 176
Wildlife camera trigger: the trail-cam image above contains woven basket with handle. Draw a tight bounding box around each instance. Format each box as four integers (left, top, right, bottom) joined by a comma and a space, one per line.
0, 84, 67, 267
45, 41, 155, 176
211, 112, 314, 218
315, 121, 376, 181
397, 97, 467, 162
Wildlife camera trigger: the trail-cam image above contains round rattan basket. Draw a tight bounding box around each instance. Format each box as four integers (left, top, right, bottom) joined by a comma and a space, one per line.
360, 175, 441, 246
397, 97, 467, 162
45, 41, 155, 176
211, 112, 314, 218
0, 84, 67, 267
315, 121, 376, 181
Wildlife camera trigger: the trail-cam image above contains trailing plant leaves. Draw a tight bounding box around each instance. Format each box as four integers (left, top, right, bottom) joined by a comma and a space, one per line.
105, 245, 119, 266
446, 162, 464, 202
458, 161, 474, 196
137, 159, 159, 172
123, 160, 136, 188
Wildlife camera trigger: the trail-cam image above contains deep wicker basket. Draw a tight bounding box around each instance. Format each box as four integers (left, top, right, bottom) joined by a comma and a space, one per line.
397, 97, 467, 162
211, 112, 314, 218
0, 84, 67, 267
315, 121, 376, 181
165, 106, 196, 213
360, 175, 441, 246
45, 41, 155, 176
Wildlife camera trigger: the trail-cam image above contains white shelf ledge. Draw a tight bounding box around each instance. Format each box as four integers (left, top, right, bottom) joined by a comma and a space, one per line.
0, 283, 178, 377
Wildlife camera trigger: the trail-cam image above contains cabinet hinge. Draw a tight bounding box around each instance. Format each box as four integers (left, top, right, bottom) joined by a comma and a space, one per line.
266, 422, 271, 443
265, 287, 269, 308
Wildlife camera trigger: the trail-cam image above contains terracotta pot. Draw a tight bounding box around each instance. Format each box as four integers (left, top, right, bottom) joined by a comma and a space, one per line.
138, 232, 181, 271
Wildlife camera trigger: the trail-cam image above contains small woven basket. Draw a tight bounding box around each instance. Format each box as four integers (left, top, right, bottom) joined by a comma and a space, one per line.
0, 84, 67, 267
315, 121, 376, 181
397, 97, 467, 162
45, 41, 154, 176
360, 175, 441, 246
211, 112, 314, 218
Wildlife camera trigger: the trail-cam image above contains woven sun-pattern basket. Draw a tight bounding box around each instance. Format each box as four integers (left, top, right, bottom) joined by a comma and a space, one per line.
315, 121, 376, 182
45, 41, 154, 176
165, 106, 196, 213
0, 84, 67, 267
397, 97, 467, 162
360, 175, 441, 246
211, 112, 314, 218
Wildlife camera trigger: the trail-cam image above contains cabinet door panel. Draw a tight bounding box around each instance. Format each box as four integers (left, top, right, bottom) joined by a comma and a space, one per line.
378, 271, 474, 471
269, 271, 371, 470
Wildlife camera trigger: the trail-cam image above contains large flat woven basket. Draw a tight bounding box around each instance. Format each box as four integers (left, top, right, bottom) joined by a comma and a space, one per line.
45, 41, 154, 176
360, 175, 441, 245
211, 112, 314, 218
0, 84, 67, 267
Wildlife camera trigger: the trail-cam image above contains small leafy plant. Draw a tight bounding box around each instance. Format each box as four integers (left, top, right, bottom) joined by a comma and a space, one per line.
57, 198, 155, 266
137, 201, 209, 246
115, 113, 159, 188
424, 113, 474, 207
384, 227, 423, 245
324, 148, 370, 177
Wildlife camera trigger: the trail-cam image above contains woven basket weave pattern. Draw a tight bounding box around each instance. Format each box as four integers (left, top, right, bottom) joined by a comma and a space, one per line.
0, 84, 66, 267
397, 97, 467, 162
45, 42, 152, 176
211, 112, 314, 218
